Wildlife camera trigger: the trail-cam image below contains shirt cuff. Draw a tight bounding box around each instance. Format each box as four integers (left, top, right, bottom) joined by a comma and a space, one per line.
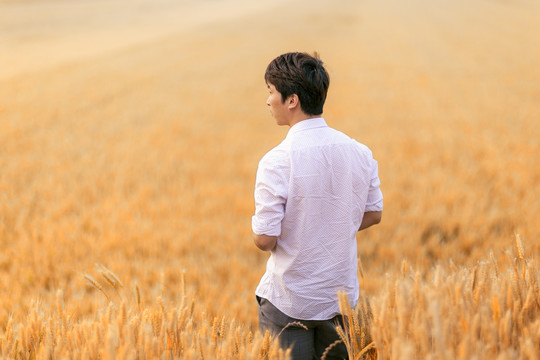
365, 198, 383, 212
252, 215, 282, 237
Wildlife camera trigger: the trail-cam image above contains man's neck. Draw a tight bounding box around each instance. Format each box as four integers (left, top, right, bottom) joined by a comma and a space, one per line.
289, 114, 321, 128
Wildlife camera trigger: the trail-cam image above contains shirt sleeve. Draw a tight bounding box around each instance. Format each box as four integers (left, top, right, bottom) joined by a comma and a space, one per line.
251, 152, 289, 236
365, 157, 383, 212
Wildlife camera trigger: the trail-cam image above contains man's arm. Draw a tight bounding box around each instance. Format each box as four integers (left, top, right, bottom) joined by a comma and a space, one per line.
359, 211, 382, 231
253, 233, 277, 251
252, 152, 287, 252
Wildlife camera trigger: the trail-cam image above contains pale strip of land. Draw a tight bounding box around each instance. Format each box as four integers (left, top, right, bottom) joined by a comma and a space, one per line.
0, 0, 286, 80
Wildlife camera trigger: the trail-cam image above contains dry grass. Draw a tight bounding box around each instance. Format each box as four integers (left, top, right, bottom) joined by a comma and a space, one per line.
1, 0, 539, 358
335, 237, 540, 360
0, 275, 289, 359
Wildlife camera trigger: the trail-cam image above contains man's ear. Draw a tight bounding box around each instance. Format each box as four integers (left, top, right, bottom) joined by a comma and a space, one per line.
287, 94, 300, 110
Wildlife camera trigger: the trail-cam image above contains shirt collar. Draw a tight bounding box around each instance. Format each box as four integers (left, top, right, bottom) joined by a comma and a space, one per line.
286, 117, 327, 138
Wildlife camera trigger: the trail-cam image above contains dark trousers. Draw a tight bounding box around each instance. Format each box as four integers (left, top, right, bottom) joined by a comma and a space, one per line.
257, 296, 348, 360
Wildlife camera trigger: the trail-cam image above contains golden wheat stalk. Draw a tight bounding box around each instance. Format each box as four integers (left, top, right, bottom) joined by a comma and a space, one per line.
320, 339, 343, 360
84, 273, 111, 301
96, 263, 124, 288
514, 234, 525, 261
276, 321, 308, 339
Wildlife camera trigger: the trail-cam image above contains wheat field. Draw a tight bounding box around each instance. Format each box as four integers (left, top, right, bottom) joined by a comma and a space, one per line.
1, 0, 539, 358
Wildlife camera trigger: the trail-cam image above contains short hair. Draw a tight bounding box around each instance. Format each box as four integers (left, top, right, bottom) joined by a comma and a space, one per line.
264, 52, 330, 116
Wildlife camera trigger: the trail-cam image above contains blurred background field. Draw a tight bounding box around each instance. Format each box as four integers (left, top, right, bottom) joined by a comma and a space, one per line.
1, 0, 539, 358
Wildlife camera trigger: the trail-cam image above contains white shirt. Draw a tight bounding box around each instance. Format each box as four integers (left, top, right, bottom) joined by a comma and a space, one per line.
252, 118, 383, 320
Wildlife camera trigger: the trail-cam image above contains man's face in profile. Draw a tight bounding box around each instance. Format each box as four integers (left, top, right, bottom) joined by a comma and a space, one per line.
266, 83, 290, 126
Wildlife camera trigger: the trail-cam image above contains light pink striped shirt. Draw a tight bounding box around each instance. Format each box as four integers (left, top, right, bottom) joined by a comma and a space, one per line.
252, 117, 383, 320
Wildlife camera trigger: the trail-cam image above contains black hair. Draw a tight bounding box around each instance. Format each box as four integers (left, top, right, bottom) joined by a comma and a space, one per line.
264, 52, 330, 116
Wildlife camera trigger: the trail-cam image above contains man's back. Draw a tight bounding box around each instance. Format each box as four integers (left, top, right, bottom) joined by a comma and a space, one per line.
253, 118, 383, 320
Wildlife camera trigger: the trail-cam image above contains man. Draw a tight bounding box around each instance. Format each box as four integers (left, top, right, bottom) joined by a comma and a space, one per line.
252, 52, 383, 359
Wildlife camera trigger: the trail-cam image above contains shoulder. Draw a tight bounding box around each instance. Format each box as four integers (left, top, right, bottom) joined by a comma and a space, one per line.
332, 129, 377, 166
255, 143, 290, 189
327, 127, 374, 155
352, 140, 373, 156
259, 141, 290, 169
